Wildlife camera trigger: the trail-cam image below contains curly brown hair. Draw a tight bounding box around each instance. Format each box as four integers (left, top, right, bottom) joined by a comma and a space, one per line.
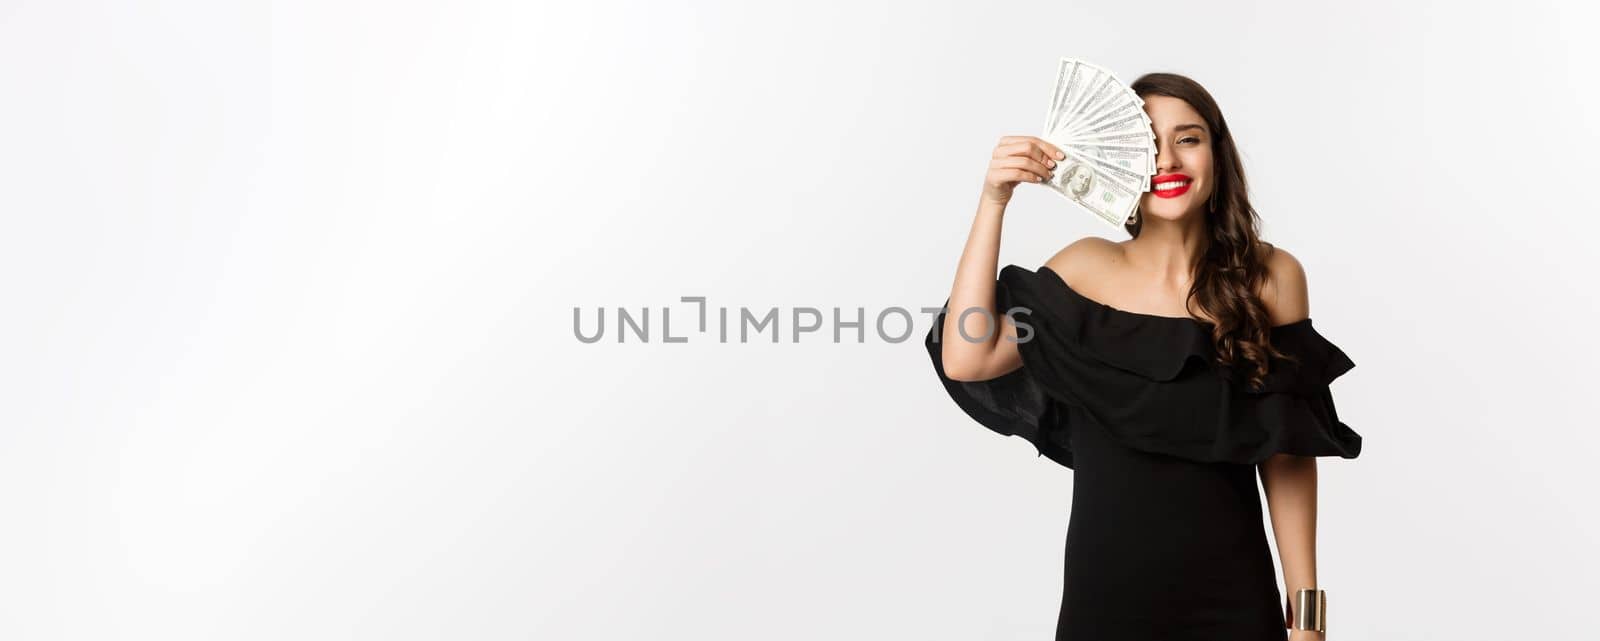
1124, 72, 1295, 391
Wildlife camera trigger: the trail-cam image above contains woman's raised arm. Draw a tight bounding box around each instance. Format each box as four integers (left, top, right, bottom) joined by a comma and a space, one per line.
940, 135, 1064, 382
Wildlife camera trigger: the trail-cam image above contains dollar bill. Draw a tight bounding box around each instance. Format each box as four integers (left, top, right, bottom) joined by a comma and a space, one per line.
1072, 111, 1150, 140
1063, 142, 1154, 176
1067, 95, 1149, 139
1044, 59, 1084, 135
1064, 70, 1123, 130
1051, 65, 1106, 138
1045, 155, 1141, 227
1067, 129, 1157, 147
1061, 145, 1149, 191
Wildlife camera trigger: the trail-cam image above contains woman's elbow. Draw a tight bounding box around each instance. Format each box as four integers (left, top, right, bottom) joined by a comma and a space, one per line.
941, 348, 985, 382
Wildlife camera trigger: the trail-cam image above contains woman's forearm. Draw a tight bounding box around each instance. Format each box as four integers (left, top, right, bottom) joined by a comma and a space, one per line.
1259, 453, 1319, 599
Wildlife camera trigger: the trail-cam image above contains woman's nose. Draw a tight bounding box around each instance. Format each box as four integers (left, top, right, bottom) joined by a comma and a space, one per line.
1155, 140, 1179, 172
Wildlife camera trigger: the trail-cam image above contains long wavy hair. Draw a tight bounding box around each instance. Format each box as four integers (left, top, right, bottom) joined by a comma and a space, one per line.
1124, 72, 1294, 390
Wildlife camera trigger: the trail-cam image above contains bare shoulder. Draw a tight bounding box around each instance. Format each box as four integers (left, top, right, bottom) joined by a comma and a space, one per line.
1258, 241, 1311, 326
1043, 236, 1124, 285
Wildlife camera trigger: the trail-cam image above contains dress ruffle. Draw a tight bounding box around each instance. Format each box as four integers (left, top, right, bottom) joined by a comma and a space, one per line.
925, 264, 1362, 469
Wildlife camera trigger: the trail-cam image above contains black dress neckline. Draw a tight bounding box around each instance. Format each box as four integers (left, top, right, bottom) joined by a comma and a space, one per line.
1036, 264, 1315, 332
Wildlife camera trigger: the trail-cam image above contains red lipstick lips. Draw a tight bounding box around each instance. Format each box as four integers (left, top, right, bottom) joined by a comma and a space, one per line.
1152, 173, 1192, 199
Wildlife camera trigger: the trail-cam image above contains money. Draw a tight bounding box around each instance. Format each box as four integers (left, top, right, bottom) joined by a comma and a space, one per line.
1046, 155, 1142, 227
1039, 58, 1157, 227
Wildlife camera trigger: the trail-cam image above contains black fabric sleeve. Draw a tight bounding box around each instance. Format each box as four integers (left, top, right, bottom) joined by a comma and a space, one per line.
923, 294, 1074, 468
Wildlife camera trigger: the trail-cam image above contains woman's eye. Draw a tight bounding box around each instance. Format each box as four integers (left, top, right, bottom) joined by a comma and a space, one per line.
1178, 137, 1198, 144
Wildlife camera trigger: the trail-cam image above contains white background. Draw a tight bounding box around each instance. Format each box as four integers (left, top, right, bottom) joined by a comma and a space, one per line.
3, 1, 1597, 639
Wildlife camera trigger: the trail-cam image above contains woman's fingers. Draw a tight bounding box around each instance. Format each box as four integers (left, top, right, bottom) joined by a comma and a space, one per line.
982, 135, 1066, 203
992, 142, 1051, 168
988, 168, 1040, 185
991, 156, 1054, 182
992, 142, 1063, 176
994, 136, 1065, 164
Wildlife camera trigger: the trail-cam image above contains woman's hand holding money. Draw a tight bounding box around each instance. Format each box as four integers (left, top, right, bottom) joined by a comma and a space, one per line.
981, 135, 1066, 207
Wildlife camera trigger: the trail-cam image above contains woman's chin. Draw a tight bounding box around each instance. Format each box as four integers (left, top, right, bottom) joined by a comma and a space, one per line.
1139, 200, 1195, 221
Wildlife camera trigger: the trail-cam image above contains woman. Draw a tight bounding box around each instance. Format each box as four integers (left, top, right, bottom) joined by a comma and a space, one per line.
924, 72, 1360, 640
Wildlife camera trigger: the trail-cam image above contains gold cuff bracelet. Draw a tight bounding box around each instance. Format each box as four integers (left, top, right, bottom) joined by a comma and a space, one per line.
1287, 588, 1327, 632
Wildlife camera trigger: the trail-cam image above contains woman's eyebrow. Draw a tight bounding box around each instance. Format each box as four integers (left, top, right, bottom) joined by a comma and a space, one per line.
1172, 123, 1207, 133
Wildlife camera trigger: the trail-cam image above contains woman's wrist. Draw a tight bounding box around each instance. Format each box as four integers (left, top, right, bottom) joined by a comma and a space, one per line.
977, 192, 1011, 212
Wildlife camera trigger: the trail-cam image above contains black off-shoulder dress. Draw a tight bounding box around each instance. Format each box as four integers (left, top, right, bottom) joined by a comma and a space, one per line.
925, 264, 1361, 641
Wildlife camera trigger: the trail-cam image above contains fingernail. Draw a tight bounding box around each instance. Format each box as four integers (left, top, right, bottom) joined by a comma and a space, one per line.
1047, 159, 1056, 168
1054, 151, 1065, 160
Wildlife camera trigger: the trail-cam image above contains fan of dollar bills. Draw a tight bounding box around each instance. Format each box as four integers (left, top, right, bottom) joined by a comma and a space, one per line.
1041, 58, 1157, 227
